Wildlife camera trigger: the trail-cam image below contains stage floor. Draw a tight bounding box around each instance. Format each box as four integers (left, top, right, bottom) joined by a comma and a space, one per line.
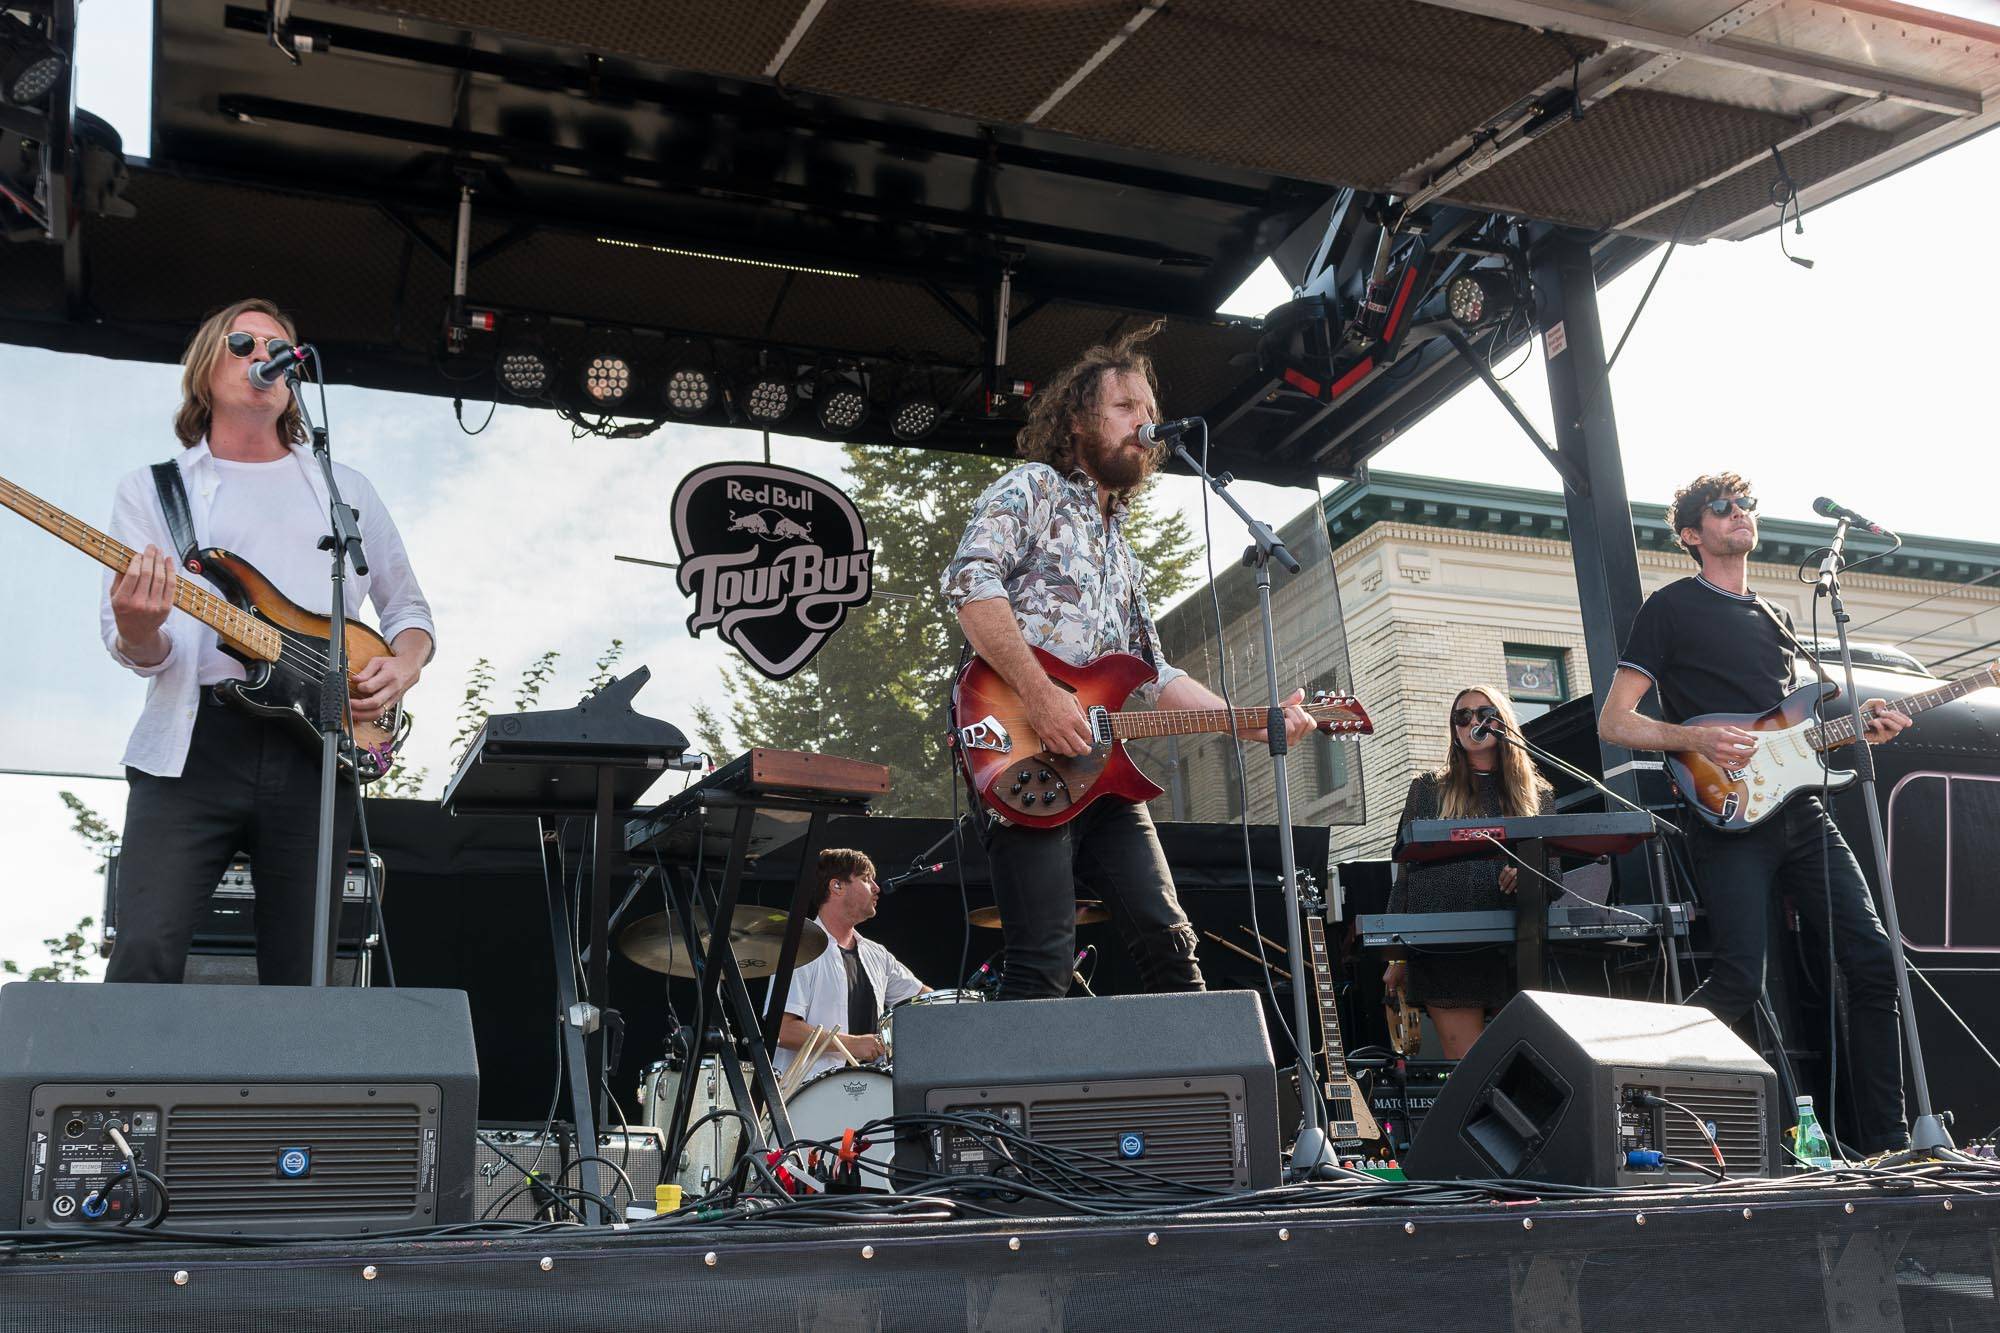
8, 1179, 1998, 1332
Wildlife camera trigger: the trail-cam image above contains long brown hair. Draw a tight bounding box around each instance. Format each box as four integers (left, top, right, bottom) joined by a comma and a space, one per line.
1015, 318, 1167, 490
173, 298, 309, 450
1436, 685, 1551, 818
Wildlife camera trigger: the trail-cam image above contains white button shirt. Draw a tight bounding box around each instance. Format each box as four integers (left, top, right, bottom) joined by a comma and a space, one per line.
100, 441, 436, 778
773, 924, 926, 1084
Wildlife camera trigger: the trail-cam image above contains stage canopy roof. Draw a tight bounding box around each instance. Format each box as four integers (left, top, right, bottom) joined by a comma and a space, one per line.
3, 0, 1994, 483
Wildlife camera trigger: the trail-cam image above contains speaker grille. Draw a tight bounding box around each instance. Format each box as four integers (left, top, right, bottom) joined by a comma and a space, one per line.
164, 1103, 425, 1219
1029, 1090, 1242, 1192
1659, 1085, 1767, 1169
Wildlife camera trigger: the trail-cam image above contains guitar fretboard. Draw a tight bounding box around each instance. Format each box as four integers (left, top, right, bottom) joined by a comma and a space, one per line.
1110, 703, 1362, 740
1806, 663, 2000, 751
0, 475, 280, 661
1305, 914, 1348, 1076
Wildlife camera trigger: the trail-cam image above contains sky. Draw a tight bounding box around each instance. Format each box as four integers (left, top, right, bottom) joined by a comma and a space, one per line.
1, 1, 1996, 975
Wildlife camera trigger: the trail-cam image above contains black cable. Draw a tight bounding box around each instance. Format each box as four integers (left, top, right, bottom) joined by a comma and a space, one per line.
1659, 1153, 1726, 1182
554, 1154, 637, 1210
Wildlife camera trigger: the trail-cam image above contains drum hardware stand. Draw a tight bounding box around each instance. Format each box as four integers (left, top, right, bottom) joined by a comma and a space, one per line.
1816, 517, 1953, 1158
648, 789, 849, 1188
1168, 432, 1333, 1180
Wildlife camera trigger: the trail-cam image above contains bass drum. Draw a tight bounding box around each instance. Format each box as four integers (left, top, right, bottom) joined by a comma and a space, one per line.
638, 1055, 748, 1199
879, 988, 987, 1062
785, 1065, 896, 1181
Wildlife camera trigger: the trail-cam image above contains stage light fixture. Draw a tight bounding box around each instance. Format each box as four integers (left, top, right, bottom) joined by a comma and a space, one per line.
497, 343, 552, 398
663, 365, 715, 417
1446, 270, 1516, 329
890, 391, 942, 443
739, 364, 796, 425
0, 14, 63, 109
815, 370, 869, 433
580, 349, 633, 408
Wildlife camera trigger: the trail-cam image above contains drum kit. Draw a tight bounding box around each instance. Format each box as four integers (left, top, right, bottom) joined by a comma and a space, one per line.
616, 896, 1108, 1195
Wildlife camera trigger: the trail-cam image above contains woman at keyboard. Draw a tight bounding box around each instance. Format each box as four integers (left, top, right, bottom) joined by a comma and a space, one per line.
1381, 686, 1553, 1059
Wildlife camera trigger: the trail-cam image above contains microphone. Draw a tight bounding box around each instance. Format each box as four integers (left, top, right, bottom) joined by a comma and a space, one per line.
963, 951, 1002, 991
1812, 496, 1892, 538
1135, 417, 1201, 445
246, 341, 311, 391
878, 862, 945, 895
1469, 706, 1502, 742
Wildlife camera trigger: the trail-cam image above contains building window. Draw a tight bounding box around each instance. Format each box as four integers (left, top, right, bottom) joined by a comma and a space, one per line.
1504, 645, 1568, 722
1314, 728, 1349, 796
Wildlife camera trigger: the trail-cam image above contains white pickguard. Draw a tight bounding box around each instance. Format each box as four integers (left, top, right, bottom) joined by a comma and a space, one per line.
1727, 718, 1854, 825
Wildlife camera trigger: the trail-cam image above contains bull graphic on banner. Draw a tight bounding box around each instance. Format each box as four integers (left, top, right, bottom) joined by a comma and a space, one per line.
671, 462, 874, 680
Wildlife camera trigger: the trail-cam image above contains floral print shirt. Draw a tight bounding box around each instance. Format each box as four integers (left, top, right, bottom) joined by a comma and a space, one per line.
940, 462, 1185, 705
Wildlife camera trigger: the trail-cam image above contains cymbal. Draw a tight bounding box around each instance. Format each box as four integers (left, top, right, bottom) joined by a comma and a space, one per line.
616, 907, 828, 979
968, 899, 1110, 930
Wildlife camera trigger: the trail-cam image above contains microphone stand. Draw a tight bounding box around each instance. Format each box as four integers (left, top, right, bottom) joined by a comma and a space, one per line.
1169, 434, 1332, 1178
1479, 720, 1688, 1002
286, 351, 367, 989
1815, 520, 1953, 1157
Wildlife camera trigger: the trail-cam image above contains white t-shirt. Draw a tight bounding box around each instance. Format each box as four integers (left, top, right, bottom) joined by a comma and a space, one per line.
773, 924, 925, 1084
197, 455, 332, 685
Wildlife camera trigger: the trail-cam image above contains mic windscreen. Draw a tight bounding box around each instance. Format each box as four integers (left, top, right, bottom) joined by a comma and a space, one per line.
1812, 496, 1840, 519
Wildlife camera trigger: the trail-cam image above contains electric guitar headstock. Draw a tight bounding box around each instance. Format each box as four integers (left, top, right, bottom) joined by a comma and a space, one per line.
1306, 690, 1374, 736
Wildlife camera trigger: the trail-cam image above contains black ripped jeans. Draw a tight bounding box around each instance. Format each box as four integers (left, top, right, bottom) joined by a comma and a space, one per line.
981, 798, 1204, 1001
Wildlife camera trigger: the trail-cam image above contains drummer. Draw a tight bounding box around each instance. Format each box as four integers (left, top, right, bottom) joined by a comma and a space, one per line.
773, 849, 930, 1083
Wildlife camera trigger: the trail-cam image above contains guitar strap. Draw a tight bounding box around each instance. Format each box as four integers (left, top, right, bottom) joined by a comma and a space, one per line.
1751, 593, 1834, 690
149, 461, 201, 573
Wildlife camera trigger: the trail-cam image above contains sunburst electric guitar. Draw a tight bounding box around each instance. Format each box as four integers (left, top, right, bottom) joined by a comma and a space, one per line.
951, 646, 1373, 829
1665, 666, 1999, 831
1, 473, 409, 781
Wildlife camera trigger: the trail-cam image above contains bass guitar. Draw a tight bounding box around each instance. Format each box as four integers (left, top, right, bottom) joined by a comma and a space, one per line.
1, 473, 409, 781
1665, 665, 1999, 832
951, 646, 1372, 829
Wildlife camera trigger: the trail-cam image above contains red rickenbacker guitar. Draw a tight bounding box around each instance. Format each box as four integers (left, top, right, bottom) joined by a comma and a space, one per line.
950, 646, 1372, 829
1664, 666, 1999, 832
1, 473, 409, 782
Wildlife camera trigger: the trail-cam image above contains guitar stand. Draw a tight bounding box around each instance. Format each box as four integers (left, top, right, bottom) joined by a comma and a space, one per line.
649, 791, 847, 1195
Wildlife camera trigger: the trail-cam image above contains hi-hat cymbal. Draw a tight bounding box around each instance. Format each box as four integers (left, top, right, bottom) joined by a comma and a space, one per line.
968, 899, 1109, 930
617, 907, 827, 978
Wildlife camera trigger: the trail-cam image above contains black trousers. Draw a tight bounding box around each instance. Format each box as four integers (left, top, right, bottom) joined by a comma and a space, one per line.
106, 694, 357, 986
981, 799, 1203, 1001
1686, 795, 1908, 1153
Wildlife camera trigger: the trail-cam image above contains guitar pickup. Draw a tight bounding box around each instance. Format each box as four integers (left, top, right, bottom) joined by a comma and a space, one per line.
957, 715, 1012, 754
1087, 706, 1115, 747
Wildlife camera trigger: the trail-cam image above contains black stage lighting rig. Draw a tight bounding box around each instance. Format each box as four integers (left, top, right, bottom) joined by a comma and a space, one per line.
737, 358, 797, 426
497, 336, 553, 399
813, 367, 870, 434
662, 341, 718, 419
0, 11, 63, 109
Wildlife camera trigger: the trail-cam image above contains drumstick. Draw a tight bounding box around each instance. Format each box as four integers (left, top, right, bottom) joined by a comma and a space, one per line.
1201, 930, 1291, 980
1236, 924, 1289, 956
782, 1026, 830, 1098
827, 1032, 864, 1068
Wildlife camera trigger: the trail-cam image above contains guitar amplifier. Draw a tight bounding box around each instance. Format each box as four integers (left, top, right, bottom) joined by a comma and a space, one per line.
472, 1125, 664, 1221
100, 849, 381, 957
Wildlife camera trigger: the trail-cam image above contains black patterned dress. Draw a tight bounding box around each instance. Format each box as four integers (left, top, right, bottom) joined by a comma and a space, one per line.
1385, 770, 1551, 1010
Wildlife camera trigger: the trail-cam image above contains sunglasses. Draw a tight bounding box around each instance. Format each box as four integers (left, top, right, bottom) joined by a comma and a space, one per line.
224, 332, 289, 358
1451, 707, 1498, 728
1704, 496, 1758, 517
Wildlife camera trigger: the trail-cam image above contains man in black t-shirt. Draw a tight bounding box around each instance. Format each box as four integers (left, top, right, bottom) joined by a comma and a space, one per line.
1599, 472, 1913, 1154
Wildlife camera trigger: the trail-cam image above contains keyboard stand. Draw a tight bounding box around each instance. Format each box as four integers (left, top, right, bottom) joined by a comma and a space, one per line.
1514, 837, 1549, 991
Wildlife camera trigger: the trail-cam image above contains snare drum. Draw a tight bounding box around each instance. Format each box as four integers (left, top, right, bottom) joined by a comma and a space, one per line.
879, 988, 987, 1062
638, 1055, 749, 1197
785, 1065, 896, 1179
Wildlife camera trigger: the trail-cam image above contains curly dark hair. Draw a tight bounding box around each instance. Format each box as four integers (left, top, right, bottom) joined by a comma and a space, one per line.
1015, 319, 1167, 491
1667, 471, 1753, 565
811, 848, 875, 917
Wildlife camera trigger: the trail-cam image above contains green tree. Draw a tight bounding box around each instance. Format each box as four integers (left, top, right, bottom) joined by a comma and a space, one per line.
699, 447, 1202, 816
10, 790, 117, 980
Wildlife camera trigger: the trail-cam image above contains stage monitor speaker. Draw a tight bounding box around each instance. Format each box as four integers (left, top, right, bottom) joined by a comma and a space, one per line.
0, 982, 479, 1236
891, 991, 1280, 1203
1405, 991, 1778, 1187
